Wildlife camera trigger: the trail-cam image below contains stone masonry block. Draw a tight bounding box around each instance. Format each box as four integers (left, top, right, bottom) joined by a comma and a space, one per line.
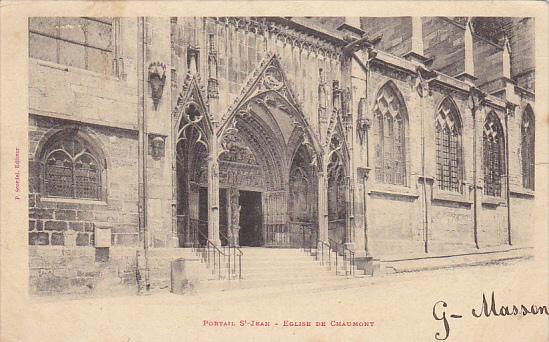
50, 232, 65, 246
69, 222, 84, 232
29, 232, 49, 245
76, 233, 90, 246
77, 210, 94, 221
55, 209, 77, 221
29, 208, 54, 220
45, 221, 68, 231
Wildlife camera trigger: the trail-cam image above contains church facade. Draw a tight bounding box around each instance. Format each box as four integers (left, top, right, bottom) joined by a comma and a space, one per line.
28, 17, 535, 294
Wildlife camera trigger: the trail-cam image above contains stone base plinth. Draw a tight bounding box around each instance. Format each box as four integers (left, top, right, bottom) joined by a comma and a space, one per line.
354, 256, 380, 276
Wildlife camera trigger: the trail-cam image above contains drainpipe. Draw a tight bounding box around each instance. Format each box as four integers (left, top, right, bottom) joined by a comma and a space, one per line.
504, 103, 514, 245
137, 17, 150, 292
419, 81, 428, 254
171, 98, 178, 246
471, 96, 479, 250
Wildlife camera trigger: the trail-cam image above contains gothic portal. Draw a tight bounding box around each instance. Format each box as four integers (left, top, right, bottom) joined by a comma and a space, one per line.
176, 56, 324, 248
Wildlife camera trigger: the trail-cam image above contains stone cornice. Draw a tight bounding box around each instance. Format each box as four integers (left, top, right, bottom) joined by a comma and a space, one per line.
483, 94, 508, 111
370, 49, 418, 75
365, 50, 510, 112
270, 17, 347, 47
514, 85, 535, 101
213, 17, 344, 59
429, 73, 471, 94
29, 109, 139, 133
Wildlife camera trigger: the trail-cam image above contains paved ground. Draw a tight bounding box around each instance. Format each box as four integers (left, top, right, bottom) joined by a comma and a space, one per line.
6, 258, 548, 342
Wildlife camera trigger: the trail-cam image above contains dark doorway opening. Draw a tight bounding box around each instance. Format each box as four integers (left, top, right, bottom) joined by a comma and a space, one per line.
239, 190, 263, 246
198, 187, 208, 245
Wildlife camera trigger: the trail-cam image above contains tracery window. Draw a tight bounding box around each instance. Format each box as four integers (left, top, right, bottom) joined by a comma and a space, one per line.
29, 17, 114, 75
521, 107, 535, 190
435, 98, 463, 192
483, 112, 505, 197
373, 82, 407, 186
42, 131, 105, 200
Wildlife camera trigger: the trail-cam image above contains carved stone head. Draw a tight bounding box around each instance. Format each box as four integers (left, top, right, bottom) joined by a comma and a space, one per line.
149, 135, 165, 160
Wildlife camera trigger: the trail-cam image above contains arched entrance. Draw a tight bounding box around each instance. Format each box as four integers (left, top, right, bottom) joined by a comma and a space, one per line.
175, 100, 211, 247
288, 144, 319, 247
327, 145, 348, 244
217, 55, 323, 248
175, 55, 325, 249
218, 96, 292, 247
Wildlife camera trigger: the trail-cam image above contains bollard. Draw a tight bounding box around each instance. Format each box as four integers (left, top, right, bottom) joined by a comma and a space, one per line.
171, 258, 199, 295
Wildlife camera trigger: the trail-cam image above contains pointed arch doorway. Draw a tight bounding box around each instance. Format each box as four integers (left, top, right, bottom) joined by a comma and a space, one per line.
217, 55, 323, 248
176, 55, 324, 249
218, 100, 321, 248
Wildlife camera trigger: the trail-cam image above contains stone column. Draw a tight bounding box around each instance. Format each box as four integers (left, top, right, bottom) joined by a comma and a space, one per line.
228, 187, 241, 247
354, 167, 379, 275
356, 167, 371, 257
207, 153, 221, 246
344, 175, 355, 249
317, 171, 329, 243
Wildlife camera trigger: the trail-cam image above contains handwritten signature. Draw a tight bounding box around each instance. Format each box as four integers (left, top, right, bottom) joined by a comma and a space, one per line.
433, 291, 548, 340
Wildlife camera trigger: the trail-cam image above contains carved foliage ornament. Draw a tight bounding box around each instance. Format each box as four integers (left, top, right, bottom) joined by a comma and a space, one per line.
148, 62, 166, 111
218, 120, 256, 165
223, 54, 304, 128
262, 66, 284, 90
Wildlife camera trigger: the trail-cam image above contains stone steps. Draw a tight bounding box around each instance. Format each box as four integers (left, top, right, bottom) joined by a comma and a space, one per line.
120, 247, 364, 295
197, 248, 349, 292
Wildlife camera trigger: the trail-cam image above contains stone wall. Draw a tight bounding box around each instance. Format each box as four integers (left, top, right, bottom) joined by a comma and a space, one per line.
510, 194, 535, 246
361, 17, 413, 57
362, 50, 529, 258
28, 246, 138, 296
143, 18, 175, 247
506, 18, 535, 91
29, 116, 140, 247
423, 17, 465, 77
473, 38, 503, 86
28, 19, 138, 130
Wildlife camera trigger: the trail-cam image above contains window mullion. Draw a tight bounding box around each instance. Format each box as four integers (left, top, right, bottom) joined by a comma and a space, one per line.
72, 159, 76, 199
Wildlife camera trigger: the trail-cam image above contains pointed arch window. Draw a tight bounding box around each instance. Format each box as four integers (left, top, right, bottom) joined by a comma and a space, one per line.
41, 131, 105, 200
483, 112, 505, 197
373, 82, 408, 186
435, 98, 463, 192
521, 107, 535, 190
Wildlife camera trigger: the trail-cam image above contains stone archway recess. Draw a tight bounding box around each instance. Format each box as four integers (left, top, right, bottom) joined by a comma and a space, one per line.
172, 54, 350, 248
172, 73, 215, 247
217, 54, 325, 247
